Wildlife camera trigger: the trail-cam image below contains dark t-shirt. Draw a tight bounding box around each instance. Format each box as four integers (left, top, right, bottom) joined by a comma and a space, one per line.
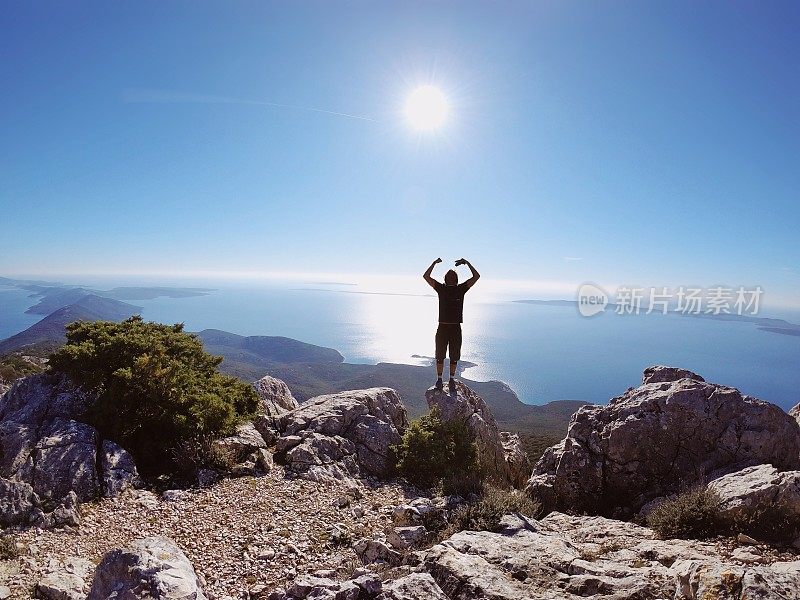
435, 282, 470, 323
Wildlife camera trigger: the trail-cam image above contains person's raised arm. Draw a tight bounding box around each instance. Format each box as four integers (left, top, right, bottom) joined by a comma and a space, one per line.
424, 257, 442, 289
456, 258, 480, 288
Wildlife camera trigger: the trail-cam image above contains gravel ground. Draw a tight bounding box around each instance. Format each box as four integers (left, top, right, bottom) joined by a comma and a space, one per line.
2, 466, 419, 599
2, 469, 798, 600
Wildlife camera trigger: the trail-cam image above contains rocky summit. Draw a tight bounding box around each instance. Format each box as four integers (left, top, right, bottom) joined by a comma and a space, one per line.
2, 366, 800, 599
426, 381, 515, 487
527, 365, 800, 516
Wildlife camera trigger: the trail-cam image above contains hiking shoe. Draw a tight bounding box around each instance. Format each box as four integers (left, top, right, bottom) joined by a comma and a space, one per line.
434, 378, 444, 391
448, 378, 457, 393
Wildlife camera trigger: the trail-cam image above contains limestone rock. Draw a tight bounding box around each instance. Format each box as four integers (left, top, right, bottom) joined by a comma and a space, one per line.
673, 559, 800, 599
253, 375, 299, 443
100, 439, 141, 497
0, 477, 37, 526
642, 365, 705, 385
500, 431, 533, 488
213, 421, 267, 456
393, 504, 423, 526
418, 511, 800, 600
387, 525, 428, 550
0, 372, 90, 426
527, 367, 800, 515
254, 375, 299, 416
162, 489, 192, 502
353, 537, 402, 565
378, 573, 450, 600
0, 373, 140, 526
268, 574, 362, 600
212, 421, 272, 476
30, 419, 99, 501
425, 381, 513, 486
276, 387, 407, 480
790, 402, 800, 428
35, 557, 91, 600
708, 464, 800, 521
31, 490, 81, 528
87, 536, 207, 600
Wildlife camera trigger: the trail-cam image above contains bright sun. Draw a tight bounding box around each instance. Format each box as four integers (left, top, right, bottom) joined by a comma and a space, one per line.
405, 85, 449, 131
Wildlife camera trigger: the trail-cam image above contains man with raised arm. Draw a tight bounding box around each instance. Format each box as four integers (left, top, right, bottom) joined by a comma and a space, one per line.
423, 257, 480, 391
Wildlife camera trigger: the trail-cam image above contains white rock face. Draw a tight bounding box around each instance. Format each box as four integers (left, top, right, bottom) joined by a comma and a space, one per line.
87, 536, 207, 600
790, 402, 800, 427
387, 525, 428, 550
212, 421, 272, 476
253, 375, 299, 443
708, 464, 800, 520
35, 556, 92, 600
418, 512, 800, 600
254, 375, 299, 415
100, 440, 141, 498
0, 373, 140, 526
0, 477, 37, 526
425, 381, 514, 486
276, 387, 407, 481
380, 573, 450, 600
500, 431, 533, 489
527, 366, 800, 516
353, 537, 402, 566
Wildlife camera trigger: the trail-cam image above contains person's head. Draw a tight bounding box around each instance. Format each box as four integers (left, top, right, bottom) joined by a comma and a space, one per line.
444, 269, 458, 286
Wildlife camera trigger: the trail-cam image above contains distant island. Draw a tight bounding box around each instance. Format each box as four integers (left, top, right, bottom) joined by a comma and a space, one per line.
514, 298, 800, 338
0, 276, 214, 315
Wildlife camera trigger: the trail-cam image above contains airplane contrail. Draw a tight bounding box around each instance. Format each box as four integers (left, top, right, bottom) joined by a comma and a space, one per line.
121, 88, 377, 122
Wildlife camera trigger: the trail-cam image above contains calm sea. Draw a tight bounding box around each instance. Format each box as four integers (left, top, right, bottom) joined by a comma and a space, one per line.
2, 279, 799, 410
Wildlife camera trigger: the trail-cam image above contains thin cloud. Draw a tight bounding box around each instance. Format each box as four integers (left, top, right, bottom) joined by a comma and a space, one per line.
563, 256, 584, 262
121, 88, 377, 122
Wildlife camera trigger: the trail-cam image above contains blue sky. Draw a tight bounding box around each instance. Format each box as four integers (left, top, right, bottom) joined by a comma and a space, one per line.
1, 2, 798, 307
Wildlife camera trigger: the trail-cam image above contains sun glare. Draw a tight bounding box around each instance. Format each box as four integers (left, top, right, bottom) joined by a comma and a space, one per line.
405, 85, 449, 131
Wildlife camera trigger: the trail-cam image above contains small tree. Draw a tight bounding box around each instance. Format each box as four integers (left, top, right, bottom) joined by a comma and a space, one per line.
49, 316, 259, 474
393, 406, 478, 492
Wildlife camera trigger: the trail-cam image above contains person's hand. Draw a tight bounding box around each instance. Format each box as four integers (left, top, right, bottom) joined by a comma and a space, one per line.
433, 257, 442, 264
455, 258, 467, 266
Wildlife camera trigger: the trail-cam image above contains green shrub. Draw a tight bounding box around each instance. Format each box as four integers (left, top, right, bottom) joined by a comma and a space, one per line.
517, 432, 562, 464
646, 487, 724, 540
0, 353, 45, 382
49, 316, 259, 475
443, 485, 541, 537
171, 435, 240, 476
731, 502, 799, 543
393, 406, 478, 491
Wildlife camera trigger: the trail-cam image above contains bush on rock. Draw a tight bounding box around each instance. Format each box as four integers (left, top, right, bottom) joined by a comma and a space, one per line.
49, 316, 259, 474
444, 485, 540, 537
393, 406, 478, 492
646, 488, 724, 540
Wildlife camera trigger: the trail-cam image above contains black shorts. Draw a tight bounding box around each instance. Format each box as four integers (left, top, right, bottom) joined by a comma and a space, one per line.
435, 323, 462, 362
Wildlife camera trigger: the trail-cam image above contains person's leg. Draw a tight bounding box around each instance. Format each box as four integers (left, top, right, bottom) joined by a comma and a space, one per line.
434, 325, 446, 389
448, 325, 462, 392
